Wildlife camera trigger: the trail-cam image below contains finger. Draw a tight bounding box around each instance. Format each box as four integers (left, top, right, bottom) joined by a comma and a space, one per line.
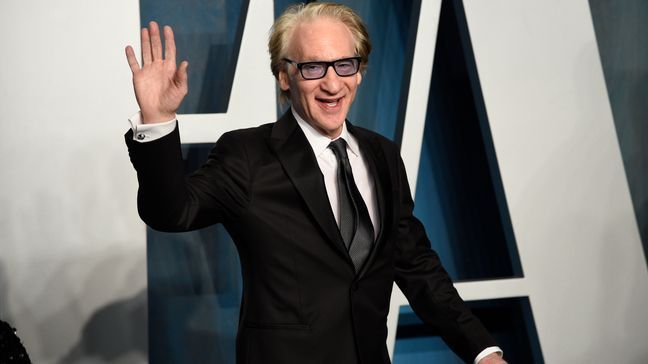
141, 27, 152, 65
149, 21, 163, 61
164, 25, 176, 68
174, 60, 189, 88
125, 46, 141, 72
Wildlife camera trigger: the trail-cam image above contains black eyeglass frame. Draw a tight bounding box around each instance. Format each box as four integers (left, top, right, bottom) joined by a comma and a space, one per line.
283, 56, 362, 80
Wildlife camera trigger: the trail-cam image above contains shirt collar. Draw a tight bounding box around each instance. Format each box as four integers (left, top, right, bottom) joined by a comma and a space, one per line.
292, 107, 360, 158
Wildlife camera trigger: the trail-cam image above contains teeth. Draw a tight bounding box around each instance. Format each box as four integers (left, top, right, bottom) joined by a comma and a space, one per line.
320, 98, 339, 107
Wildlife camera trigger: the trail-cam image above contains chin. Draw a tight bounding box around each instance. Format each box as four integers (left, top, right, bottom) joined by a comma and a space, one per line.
319, 118, 345, 135
322, 111, 347, 126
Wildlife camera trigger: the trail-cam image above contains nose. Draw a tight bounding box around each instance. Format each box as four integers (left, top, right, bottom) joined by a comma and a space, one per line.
319, 64, 342, 94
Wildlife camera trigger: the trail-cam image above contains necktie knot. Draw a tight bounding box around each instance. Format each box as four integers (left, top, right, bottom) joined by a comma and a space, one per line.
328, 138, 349, 162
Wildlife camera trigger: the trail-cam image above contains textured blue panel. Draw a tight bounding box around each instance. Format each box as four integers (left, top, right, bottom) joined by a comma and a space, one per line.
394, 298, 544, 363
274, 0, 419, 141
589, 0, 648, 263
413, 0, 522, 281
139, 0, 248, 114
140, 0, 248, 358
147, 145, 242, 364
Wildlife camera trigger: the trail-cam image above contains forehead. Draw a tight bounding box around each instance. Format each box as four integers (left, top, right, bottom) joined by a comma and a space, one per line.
287, 17, 356, 61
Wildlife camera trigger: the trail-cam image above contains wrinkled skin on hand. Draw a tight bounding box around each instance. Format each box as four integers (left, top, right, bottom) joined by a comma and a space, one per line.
125, 21, 189, 124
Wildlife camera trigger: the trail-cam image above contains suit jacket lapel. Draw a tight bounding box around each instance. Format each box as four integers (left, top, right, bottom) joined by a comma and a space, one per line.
267, 111, 354, 268
348, 123, 393, 279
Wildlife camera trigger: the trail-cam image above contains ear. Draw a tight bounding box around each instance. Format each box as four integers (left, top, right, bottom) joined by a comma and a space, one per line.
279, 70, 290, 91
356, 71, 362, 85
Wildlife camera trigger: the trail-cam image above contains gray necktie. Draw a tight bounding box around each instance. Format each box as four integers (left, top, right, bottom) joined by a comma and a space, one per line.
329, 138, 374, 271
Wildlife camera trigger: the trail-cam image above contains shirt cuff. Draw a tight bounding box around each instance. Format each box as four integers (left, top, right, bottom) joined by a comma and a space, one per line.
128, 111, 177, 143
474, 346, 503, 364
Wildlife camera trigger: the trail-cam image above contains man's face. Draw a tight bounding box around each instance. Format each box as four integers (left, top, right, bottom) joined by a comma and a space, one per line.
279, 17, 362, 139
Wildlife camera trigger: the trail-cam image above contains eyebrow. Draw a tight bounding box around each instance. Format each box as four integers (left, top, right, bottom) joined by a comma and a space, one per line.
294, 56, 358, 62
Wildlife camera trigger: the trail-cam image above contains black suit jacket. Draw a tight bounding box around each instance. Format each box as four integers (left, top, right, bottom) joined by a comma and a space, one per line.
126, 111, 496, 364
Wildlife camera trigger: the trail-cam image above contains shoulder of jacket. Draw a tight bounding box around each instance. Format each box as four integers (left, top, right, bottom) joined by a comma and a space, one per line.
352, 124, 399, 153
218, 122, 274, 143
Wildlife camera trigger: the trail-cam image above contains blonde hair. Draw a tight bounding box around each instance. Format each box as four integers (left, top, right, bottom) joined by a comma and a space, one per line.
268, 2, 372, 101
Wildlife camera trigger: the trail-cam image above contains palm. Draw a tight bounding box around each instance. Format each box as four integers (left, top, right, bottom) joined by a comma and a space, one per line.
125, 22, 188, 123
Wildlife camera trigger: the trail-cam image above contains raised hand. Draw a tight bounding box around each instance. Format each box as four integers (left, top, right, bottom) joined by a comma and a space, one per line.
125, 21, 189, 124
478, 352, 508, 364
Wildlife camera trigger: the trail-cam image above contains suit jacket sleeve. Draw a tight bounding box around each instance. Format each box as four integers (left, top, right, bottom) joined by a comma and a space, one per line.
125, 126, 250, 232
391, 155, 497, 363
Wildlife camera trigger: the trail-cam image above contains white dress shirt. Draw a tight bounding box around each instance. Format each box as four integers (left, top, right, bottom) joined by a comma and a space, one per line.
128, 111, 176, 142
291, 108, 380, 238
128, 109, 502, 363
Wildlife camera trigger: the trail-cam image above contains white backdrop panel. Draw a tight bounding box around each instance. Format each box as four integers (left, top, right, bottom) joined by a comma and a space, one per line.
463, 0, 648, 362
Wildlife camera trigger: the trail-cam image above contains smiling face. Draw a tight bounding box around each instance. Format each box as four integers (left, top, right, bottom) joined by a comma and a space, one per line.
278, 17, 362, 139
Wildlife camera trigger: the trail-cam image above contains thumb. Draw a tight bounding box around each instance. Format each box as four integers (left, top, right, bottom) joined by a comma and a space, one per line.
174, 60, 189, 88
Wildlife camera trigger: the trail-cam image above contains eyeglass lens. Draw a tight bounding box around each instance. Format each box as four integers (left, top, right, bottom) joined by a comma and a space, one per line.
300, 58, 359, 79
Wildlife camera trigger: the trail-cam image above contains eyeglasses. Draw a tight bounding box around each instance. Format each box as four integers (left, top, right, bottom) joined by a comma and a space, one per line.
283, 57, 361, 80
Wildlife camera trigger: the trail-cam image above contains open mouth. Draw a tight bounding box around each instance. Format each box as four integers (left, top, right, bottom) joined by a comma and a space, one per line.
316, 97, 343, 109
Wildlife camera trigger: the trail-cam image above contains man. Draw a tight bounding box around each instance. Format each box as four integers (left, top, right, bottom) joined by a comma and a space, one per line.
125, 3, 506, 364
